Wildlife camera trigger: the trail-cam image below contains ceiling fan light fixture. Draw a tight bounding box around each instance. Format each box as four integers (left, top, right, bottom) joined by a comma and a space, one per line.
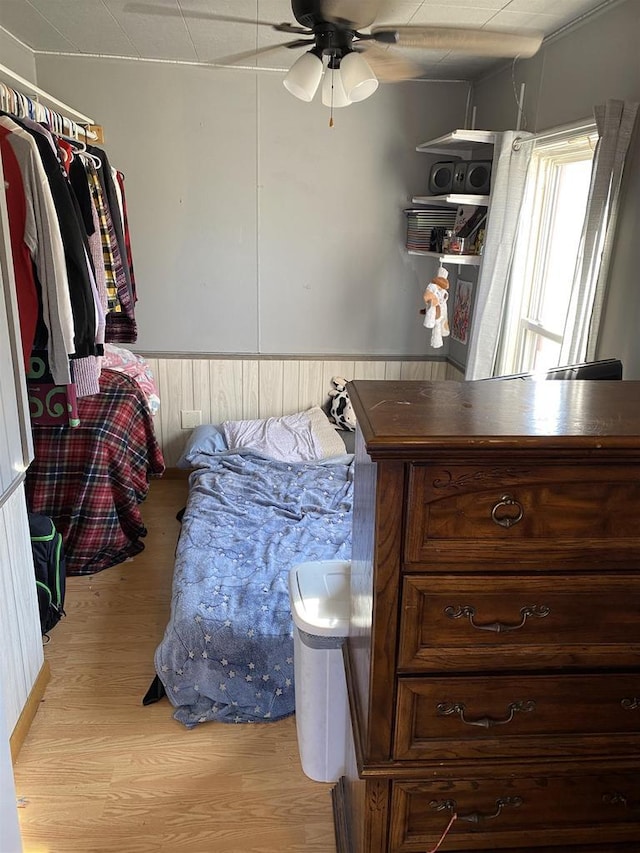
340, 51, 378, 102
321, 64, 351, 108
283, 50, 323, 102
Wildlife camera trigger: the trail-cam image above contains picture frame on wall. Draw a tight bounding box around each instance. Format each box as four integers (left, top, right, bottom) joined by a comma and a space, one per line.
451, 280, 473, 345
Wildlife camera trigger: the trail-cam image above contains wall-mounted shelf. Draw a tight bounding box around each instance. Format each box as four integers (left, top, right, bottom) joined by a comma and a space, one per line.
412, 194, 490, 207
407, 250, 482, 266
416, 129, 497, 154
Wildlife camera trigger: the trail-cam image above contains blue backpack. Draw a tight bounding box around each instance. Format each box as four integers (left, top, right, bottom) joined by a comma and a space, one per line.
28, 513, 66, 634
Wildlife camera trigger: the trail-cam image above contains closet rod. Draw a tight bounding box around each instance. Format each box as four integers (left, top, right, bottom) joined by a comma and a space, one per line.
0, 62, 102, 141
0, 62, 93, 122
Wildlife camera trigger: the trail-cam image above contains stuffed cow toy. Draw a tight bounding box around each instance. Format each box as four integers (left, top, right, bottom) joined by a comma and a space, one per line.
328, 376, 356, 431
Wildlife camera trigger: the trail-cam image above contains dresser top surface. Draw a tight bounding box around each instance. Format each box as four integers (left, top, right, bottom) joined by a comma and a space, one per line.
348, 380, 640, 454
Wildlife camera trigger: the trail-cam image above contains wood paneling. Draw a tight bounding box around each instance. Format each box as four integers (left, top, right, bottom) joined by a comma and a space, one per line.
0, 484, 44, 733
148, 357, 460, 466
0, 143, 45, 847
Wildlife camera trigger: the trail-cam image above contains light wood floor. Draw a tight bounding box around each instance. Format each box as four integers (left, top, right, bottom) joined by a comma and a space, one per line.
13, 475, 337, 853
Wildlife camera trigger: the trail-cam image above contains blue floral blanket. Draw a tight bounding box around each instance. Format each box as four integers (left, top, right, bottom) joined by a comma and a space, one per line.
155, 451, 353, 726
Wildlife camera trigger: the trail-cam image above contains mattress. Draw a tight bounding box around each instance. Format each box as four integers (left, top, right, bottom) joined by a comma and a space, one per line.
155, 450, 353, 725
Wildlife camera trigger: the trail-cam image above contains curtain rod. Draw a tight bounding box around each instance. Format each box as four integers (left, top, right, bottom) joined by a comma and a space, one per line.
512, 119, 596, 151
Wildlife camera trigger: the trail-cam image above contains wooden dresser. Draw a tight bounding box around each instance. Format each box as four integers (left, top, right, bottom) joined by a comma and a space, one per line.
335, 379, 640, 853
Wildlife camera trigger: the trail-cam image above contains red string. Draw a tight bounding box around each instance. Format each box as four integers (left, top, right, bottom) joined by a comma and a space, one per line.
427, 812, 458, 853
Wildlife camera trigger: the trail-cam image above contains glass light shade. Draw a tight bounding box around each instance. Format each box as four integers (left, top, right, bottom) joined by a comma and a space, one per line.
283, 52, 323, 102
321, 66, 351, 108
340, 51, 378, 102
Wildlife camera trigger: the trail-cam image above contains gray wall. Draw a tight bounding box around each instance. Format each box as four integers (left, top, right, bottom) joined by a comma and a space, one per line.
36, 54, 468, 356
472, 0, 640, 377
0, 27, 36, 83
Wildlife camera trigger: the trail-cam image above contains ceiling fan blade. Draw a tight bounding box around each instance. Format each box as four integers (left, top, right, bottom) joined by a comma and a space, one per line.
320, 0, 385, 30
212, 40, 312, 67
358, 42, 424, 82
375, 25, 543, 58
124, 3, 311, 34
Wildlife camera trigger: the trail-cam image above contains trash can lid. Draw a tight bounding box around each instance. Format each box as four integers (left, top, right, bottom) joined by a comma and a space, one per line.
288, 560, 351, 637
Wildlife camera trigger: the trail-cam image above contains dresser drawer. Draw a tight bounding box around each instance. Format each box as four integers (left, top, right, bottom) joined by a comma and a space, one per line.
405, 463, 640, 569
394, 674, 640, 761
389, 768, 640, 851
399, 575, 640, 672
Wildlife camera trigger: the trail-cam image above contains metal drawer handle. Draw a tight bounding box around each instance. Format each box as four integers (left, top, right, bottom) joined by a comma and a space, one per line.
621, 697, 640, 710
444, 604, 551, 633
436, 700, 536, 728
491, 494, 524, 528
430, 796, 524, 823
603, 792, 640, 812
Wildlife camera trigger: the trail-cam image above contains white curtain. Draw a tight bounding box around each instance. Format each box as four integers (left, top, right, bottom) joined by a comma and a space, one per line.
465, 130, 533, 380
560, 99, 639, 363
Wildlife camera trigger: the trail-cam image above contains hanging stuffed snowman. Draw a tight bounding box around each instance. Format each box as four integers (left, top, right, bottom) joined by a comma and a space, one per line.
422, 266, 450, 348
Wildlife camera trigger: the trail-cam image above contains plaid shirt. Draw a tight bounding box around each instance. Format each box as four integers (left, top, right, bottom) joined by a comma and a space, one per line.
86, 161, 120, 313
116, 170, 137, 302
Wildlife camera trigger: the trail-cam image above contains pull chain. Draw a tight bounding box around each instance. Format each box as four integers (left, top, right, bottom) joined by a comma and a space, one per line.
329, 66, 335, 128
427, 812, 458, 853
328, 39, 335, 128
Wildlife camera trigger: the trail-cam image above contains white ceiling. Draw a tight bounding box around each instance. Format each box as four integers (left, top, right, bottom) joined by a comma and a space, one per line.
0, 0, 613, 80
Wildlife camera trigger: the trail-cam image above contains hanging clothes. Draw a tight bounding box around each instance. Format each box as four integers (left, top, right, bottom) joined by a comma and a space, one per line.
0, 127, 40, 370
85, 159, 120, 313
115, 170, 137, 305
89, 144, 137, 343
0, 118, 75, 385
27, 351, 80, 428
9, 116, 105, 397
0, 85, 140, 409
14, 117, 97, 360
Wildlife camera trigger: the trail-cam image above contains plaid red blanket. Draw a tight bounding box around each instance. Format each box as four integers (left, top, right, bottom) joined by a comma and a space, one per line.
26, 369, 165, 575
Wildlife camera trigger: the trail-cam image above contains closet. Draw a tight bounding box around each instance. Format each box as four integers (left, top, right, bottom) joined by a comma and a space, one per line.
0, 75, 43, 853
0, 61, 121, 747
0, 61, 163, 583
0, 61, 113, 847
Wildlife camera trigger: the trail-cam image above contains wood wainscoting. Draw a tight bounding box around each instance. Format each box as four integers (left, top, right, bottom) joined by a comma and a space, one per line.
142, 355, 464, 466
0, 481, 44, 737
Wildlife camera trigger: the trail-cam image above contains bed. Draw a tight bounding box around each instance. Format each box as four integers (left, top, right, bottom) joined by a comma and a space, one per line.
25, 363, 165, 575
154, 407, 354, 726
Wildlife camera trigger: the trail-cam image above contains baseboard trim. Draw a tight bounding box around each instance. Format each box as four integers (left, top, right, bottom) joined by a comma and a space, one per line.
10, 660, 50, 763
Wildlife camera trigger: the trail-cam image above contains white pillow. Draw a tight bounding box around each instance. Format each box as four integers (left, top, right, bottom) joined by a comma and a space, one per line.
222, 407, 346, 462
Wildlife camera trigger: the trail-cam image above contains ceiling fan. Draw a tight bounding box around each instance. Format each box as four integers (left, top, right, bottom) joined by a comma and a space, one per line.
127, 1, 543, 114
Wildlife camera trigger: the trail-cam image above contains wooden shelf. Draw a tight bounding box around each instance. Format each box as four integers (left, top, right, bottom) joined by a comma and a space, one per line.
412, 194, 490, 207
407, 250, 482, 266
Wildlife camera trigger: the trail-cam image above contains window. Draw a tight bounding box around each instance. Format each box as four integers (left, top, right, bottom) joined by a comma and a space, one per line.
496, 129, 597, 376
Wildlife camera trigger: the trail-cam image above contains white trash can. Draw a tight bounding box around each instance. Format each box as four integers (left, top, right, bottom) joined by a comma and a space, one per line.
288, 560, 351, 783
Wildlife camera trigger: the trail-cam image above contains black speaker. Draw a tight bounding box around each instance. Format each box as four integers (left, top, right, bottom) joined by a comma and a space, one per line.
453, 161, 467, 192
464, 160, 492, 194
428, 161, 455, 195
